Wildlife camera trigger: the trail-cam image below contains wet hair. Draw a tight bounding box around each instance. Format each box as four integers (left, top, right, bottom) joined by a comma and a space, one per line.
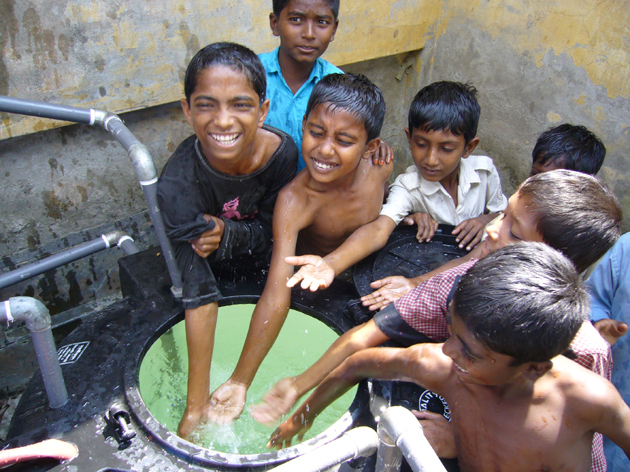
453, 242, 588, 364
273, 0, 340, 20
408, 81, 480, 145
184, 42, 267, 105
532, 124, 606, 175
304, 73, 386, 142
517, 169, 622, 273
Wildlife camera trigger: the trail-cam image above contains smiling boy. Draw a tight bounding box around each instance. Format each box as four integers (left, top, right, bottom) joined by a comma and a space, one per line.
204, 73, 392, 423
266, 243, 630, 472
156, 43, 297, 439
283, 81, 505, 293
251, 171, 621, 471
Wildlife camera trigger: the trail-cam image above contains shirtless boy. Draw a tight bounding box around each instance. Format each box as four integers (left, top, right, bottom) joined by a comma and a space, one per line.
206, 72, 392, 423
267, 243, 630, 472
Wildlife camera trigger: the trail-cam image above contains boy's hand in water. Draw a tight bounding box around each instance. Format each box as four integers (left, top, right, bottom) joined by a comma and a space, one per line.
361, 276, 416, 310
403, 212, 438, 243
191, 215, 225, 258
207, 380, 247, 424
178, 405, 209, 440
251, 378, 301, 426
267, 412, 312, 450
412, 410, 457, 459
285, 255, 334, 291
451, 214, 495, 251
594, 319, 629, 346
372, 141, 394, 166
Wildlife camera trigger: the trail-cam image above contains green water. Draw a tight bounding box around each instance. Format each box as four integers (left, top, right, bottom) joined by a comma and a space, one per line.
139, 304, 356, 454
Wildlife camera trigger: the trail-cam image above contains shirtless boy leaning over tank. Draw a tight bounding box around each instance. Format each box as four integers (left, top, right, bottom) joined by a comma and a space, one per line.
267, 243, 630, 472
206, 73, 392, 423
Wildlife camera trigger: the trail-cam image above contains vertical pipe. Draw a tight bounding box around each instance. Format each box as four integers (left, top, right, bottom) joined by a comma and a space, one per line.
0, 297, 68, 409
376, 419, 403, 472
378, 407, 447, 472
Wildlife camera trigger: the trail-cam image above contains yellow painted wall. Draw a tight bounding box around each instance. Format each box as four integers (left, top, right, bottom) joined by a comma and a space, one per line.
0, 0, 434, 139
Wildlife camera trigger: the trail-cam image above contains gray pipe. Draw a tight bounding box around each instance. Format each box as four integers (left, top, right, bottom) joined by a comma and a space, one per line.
0, 95, 93, 125
377, 407, 447, 472
270, 427, 378, 472
0, 297, 67, 409
0, 231, 138, 290
100, 114, 182, 296
0, 96, 183, 296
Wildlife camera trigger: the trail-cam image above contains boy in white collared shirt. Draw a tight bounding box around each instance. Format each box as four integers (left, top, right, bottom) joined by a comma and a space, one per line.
283, 81, 506, 292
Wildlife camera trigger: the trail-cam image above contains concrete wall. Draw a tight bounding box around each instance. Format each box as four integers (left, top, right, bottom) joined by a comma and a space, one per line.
1, 0, 629, 315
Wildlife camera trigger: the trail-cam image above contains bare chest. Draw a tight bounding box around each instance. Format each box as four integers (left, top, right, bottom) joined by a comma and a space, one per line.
450, 390, 593, 472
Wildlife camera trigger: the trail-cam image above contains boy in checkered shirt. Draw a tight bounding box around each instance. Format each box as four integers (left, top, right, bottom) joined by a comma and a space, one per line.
252, 169, 622, 471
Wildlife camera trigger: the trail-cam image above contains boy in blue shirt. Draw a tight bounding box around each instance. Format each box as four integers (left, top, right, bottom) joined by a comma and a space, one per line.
259, 0, 342, 171
587, 233, 630, 471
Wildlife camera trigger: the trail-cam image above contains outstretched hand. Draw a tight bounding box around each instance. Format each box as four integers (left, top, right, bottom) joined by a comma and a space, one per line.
361, 276, 416, 311
251, 378, 301, 427
594, 319, 629, 346
285, 255, 335, 291
207, 380, 247, 424
403, 212, 439, 243
412, 410, 457, 459
267, 413, 312, 450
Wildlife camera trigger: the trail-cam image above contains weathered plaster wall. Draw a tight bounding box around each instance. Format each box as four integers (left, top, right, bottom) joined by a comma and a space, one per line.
408, 0, 630, 218
1, 0, 630, 314
0, 0, 431, 138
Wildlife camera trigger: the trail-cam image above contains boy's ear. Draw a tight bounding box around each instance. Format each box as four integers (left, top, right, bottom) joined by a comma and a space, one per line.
521, 360, 553, 382
258, 99, 271, 127
462, 137, 480, 159
404, 127, 412, 145
362, 138, 382, 160
180, 98, 194, 127
270, 13, 280, 36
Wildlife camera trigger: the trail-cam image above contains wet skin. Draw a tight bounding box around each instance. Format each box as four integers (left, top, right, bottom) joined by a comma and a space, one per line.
180, 65, 270, 175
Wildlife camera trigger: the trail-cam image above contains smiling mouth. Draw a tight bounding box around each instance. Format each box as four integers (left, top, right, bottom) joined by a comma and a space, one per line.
454, 363, 469, 374
311, 158, 338, 171
211, 133, 240, 146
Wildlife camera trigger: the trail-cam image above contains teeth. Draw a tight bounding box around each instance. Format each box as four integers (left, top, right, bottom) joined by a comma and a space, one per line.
313, 159, 336, 170
212, 133, 239, 143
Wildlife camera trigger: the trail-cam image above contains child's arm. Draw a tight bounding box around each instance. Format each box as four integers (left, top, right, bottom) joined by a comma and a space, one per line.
451, 212, 499, 251
586, 377, 630, 459
267, 344, 450, 449
286, 215, 398, 291
207, 186, 308, 423
251, 318, 390, 426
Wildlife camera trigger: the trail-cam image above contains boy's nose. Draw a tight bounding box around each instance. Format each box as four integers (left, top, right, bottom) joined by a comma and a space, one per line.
318, 137, 335, 157
425, 147, 439, 166
214, 107, 234, 129
303, 20, 316, 39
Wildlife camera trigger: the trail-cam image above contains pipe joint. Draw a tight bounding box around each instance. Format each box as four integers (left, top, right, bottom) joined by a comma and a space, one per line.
0, 297, 51, 332
90, 108, 110, 126
128, 143, 158, 183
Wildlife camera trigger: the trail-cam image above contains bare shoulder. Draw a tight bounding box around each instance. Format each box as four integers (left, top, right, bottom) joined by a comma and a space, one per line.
551, 356, 623, 420
274, 172, 315, 226
405, 343, 454, 391
358, 155, 394, 183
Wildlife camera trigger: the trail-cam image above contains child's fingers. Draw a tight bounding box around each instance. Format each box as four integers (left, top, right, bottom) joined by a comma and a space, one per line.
286, 274, 302, 288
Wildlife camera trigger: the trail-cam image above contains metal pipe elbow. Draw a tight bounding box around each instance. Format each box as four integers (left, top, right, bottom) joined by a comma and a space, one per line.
1, 297, 51, 332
